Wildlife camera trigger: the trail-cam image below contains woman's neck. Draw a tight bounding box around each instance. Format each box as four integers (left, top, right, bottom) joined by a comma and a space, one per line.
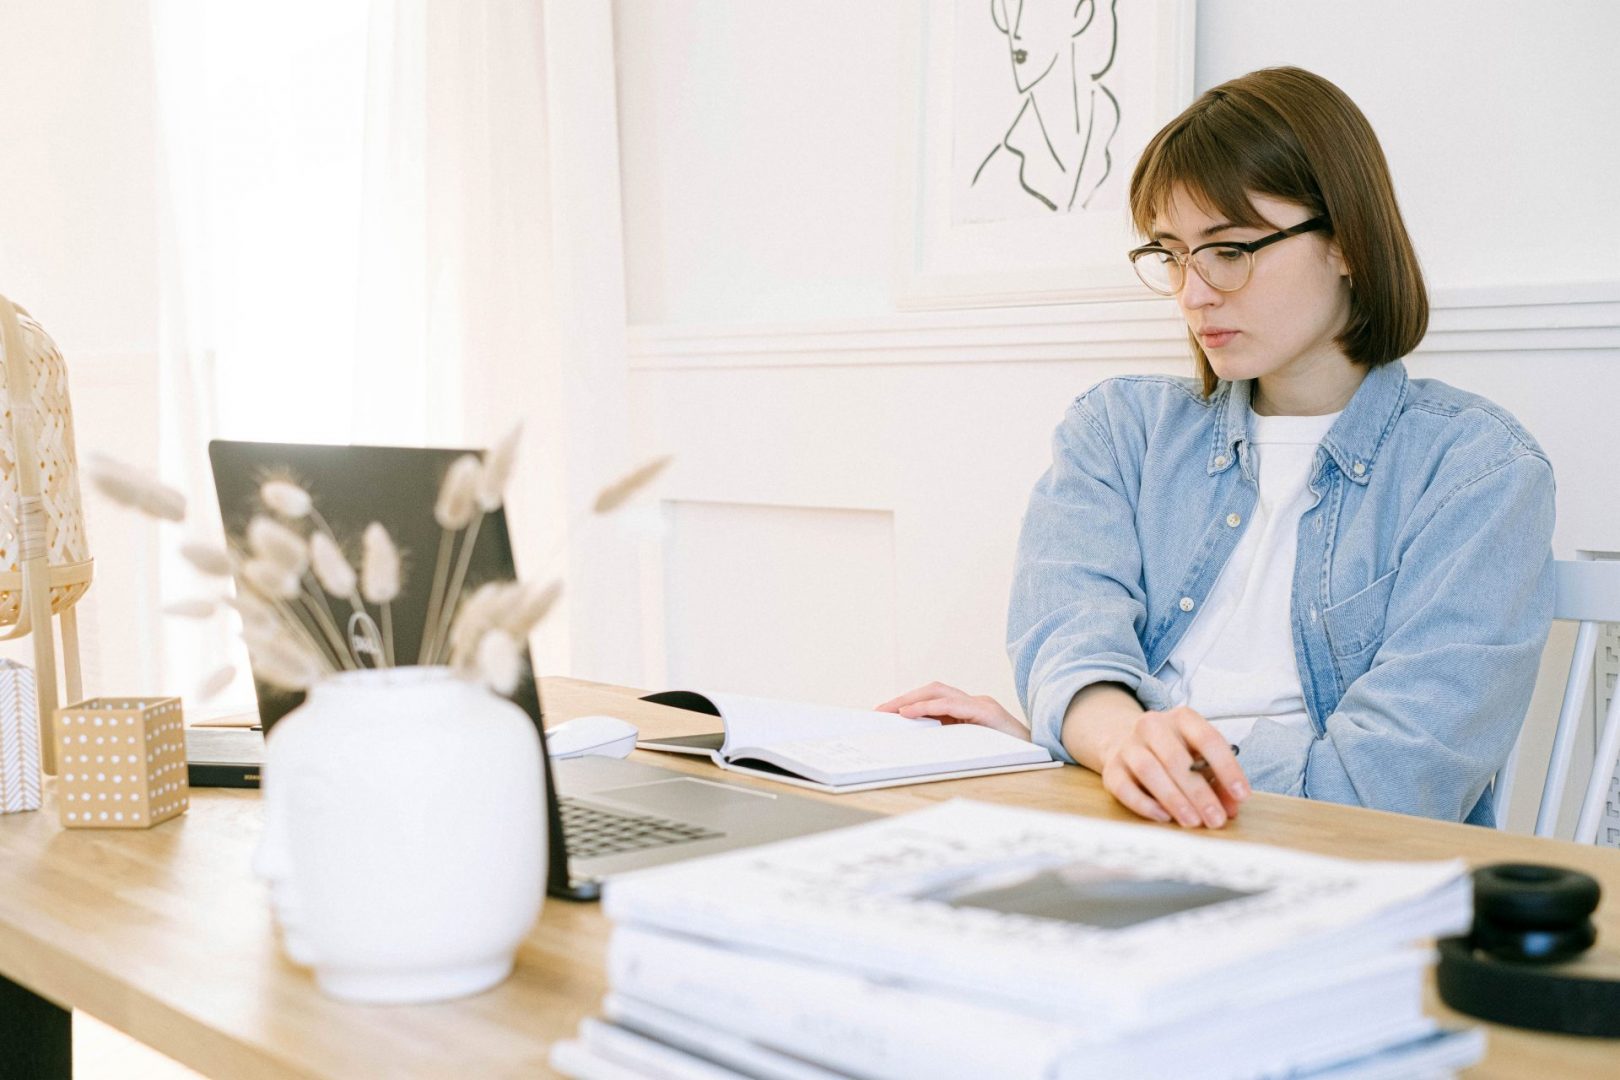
1253, 356, 1367, 417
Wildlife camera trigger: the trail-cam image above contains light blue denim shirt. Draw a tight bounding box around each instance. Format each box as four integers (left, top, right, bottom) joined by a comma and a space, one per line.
1008, 360, 1555, 826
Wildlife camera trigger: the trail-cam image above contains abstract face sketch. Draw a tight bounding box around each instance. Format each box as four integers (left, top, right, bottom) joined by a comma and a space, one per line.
968, 0, 1121, 214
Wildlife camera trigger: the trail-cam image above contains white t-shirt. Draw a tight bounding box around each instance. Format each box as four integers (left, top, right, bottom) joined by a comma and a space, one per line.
1160, 409, 1341, 745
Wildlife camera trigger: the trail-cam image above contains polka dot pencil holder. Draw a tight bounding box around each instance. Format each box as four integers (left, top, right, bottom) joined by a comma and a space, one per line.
54, 696, 189, 829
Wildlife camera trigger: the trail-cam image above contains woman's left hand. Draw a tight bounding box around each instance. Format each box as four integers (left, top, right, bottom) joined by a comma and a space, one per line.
875, 681, 1031, 739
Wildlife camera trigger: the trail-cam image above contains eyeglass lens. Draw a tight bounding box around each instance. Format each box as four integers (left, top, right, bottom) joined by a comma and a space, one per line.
1132, 247, 1251, 295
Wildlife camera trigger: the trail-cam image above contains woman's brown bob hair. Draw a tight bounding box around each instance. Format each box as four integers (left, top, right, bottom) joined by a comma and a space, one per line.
1129, 67, 1427, 396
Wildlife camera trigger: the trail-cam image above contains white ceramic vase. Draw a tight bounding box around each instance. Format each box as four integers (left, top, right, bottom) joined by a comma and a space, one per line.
253, 666, 546, 1004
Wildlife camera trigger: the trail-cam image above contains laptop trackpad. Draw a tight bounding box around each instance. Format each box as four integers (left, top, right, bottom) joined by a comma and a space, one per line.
595, 777, 775, 818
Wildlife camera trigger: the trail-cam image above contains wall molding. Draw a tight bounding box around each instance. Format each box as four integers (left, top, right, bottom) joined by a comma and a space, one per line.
627, 282, 1620, 371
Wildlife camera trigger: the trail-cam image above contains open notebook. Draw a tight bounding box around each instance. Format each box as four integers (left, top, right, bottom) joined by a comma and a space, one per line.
637, 690, 1058, 794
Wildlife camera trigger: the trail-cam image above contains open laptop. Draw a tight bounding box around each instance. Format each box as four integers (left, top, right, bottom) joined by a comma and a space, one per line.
208, 440, 874, 900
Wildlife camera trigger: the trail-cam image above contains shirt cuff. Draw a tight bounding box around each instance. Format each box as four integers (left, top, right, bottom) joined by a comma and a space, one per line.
1029, 663, 1173, 765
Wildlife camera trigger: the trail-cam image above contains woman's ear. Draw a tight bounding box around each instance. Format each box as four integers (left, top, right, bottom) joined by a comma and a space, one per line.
1327, 239, 1351, 284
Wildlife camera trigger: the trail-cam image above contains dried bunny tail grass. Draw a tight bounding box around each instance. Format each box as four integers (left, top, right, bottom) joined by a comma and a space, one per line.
435, 454, 483, 529
247, 515, 309, 576
260, 479, 313, 519
225, 592, 279, 633
474, 629, 524, 695
497, 579, 562, 639
308, 531, 357, 597
592, 455, 672, 514
86, 453, 187, 522
162, 598, 220, 619
180, 541, 235, 577
241, 557, 302, 601
360, 522, 401, 603
476, 422, 523, 512
446, 582, 519, 670
195, 665, 238, 701
242, 620, 328, 690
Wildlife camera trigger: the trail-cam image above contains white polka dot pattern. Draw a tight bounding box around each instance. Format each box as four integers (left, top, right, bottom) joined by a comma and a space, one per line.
54, 697, 189, 829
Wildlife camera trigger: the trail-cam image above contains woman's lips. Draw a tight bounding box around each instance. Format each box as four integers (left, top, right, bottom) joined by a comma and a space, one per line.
1200, 330, 1239, 348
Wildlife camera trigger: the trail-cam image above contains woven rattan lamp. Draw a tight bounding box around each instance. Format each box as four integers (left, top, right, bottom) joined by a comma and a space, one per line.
0, 295, 92, 775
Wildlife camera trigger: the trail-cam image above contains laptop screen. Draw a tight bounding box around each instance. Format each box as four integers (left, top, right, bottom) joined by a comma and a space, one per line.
207, 439, 544, 734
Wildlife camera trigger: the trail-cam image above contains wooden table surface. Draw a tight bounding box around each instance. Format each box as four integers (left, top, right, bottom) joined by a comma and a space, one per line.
1, 676, 1618, 1078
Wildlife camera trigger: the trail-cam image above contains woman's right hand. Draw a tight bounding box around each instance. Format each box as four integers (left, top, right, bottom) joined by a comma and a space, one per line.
1097, 705, 1248, 828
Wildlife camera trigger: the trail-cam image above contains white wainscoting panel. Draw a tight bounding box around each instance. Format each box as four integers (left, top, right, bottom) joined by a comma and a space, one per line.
627, 283, 1620, 371
660, 500, 897, 708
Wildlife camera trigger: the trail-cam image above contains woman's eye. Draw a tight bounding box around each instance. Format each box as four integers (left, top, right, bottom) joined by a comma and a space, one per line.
1211, 248, 1244, 263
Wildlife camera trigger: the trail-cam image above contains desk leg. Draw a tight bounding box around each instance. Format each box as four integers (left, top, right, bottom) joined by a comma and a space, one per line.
0, 972, 70, 1080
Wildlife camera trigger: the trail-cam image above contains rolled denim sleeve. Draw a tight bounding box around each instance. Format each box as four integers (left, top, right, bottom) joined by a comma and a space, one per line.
1007, 397, 1172, 764
1241, 452, 1555, 823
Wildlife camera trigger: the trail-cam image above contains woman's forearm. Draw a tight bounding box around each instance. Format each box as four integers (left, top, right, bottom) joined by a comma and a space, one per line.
1059, 682, 1146, 772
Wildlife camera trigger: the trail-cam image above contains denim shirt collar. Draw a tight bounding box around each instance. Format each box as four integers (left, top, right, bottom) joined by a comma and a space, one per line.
1208, 360, 1409, 485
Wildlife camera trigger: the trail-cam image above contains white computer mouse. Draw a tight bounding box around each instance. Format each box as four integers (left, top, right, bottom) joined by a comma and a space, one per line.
545, 714, 640, 760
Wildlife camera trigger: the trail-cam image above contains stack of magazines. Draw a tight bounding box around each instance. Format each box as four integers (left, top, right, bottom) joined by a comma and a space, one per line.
552, 800, 1485, 1079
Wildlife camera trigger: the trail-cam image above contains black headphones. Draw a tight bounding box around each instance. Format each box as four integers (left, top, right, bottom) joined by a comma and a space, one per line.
1436, 863, 1619, 1038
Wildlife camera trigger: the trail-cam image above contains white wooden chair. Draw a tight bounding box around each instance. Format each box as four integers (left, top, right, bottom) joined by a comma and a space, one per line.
1495, 554, 1620, 842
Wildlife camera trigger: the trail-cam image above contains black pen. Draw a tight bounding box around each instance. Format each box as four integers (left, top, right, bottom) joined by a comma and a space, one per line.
1189, 744, 1241, 773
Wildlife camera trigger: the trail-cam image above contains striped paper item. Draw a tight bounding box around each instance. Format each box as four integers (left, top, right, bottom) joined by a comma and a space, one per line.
0, 659, 40, 813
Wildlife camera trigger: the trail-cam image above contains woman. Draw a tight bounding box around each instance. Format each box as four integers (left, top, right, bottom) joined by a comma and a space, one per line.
880, 67, 1555, 829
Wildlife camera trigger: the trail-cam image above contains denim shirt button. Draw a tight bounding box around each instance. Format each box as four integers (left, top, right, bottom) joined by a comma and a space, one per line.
1353, 461, 1366, 476
1214, 455, 1229, 469
1225, 513, 1241, 527
1179, 596, 1195, 612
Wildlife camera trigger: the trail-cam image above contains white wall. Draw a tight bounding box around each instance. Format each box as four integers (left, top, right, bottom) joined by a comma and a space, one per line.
610, 0, 1620, 834
619, 0, 1620, 322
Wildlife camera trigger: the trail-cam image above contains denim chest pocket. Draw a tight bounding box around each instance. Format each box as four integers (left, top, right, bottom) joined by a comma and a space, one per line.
1323, 568, 1398, 661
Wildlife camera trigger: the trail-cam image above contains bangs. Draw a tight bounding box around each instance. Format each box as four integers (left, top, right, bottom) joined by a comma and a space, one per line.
1129, 93, 1322, 238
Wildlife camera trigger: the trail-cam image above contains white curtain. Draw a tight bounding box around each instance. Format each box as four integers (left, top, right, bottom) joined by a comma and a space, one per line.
149, 0, 552, 705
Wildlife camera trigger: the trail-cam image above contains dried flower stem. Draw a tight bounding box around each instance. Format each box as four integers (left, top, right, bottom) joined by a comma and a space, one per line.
416, 527, 457, 665
380, 602, 396, 667
300, 585, 359, 670
306, 508, 388, 667
427, 513, 484, 666
229, 539, 340, 671
267, 598, 340, 675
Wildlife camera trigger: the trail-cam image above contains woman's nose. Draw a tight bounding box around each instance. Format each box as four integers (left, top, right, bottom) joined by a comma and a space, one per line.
1177, 266, 1221, 310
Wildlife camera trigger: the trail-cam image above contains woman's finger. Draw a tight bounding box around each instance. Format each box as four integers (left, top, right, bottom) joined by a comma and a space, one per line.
1178, 715, 1250, 802
1102, 762, 1172, 823
896, 696, 1028, 737
1141, 722, 1228, 828
874, 682, 963, 712
1118, 744, 1204, 828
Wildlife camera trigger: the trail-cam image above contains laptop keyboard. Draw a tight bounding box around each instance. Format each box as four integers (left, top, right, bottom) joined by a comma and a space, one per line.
559, 796, 724, 860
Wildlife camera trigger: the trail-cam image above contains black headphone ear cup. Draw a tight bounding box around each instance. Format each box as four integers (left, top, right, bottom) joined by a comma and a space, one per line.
1473, 864, 1601, 930
1437, 863, 1619, 1037
1471, 910, 1596, 964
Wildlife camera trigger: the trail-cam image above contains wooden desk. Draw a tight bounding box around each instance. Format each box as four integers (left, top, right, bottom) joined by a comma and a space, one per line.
1, 676, 1617, 1078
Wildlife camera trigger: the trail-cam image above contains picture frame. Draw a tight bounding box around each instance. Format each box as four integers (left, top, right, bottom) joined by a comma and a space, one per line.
896, 0, 1196, 309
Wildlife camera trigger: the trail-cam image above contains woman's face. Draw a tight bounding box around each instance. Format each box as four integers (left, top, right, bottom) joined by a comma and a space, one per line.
1151, 186, 1352, 390
992, 0, 1094, 93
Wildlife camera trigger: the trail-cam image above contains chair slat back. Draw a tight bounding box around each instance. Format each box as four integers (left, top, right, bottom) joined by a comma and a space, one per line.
1501, 555, 1620, 841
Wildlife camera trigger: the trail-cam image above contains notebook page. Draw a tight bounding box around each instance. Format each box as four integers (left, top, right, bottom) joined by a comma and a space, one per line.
708, 692, 938, 758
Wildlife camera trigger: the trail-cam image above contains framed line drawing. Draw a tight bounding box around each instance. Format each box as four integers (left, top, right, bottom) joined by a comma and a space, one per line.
896, 0, 1195, 309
